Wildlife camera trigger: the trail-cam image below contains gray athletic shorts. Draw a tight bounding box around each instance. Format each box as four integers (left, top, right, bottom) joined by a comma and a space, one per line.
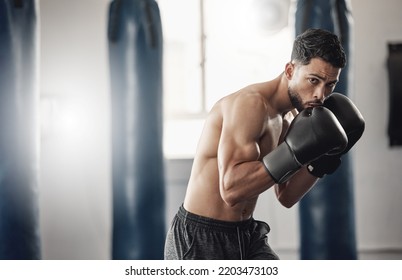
164, 205, 279, 260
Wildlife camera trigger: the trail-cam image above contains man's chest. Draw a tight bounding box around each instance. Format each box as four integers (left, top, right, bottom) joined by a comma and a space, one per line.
258, 116, 284, 159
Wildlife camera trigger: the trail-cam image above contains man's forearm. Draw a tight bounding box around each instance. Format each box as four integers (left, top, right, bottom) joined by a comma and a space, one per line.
275, 167, 319, 208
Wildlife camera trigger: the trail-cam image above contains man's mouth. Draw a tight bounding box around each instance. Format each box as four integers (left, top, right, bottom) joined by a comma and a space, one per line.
306, 101, 323, 108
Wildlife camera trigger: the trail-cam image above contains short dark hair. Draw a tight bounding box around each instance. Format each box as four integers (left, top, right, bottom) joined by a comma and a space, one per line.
291, 28, 346, 68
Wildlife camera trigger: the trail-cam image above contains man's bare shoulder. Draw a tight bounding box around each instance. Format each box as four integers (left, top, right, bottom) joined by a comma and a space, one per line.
220, 86, 269, 114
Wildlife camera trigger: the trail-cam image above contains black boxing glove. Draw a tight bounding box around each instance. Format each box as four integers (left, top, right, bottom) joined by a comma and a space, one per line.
307, 93, 365, 178
263, 106, 347, 184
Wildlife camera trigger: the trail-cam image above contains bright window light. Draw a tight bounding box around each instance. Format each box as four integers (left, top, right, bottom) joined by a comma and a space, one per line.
159, 0, 294, 159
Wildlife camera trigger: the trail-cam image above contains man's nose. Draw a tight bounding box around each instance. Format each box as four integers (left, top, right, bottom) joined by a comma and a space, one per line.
313, 87, 326, 102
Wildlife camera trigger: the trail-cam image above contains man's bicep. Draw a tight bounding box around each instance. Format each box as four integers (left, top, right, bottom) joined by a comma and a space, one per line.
218, 116, 262, 169
218, 93, 267, 169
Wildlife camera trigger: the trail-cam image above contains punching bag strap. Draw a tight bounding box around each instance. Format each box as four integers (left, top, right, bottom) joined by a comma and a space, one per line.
108, 0, 123, 43
142, 0, 158, 48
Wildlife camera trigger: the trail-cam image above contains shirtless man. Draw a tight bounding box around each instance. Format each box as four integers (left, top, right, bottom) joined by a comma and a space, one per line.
164, 28, 364, 260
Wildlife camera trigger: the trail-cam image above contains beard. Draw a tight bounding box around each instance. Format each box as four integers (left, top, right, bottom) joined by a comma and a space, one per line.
288, 87, 304, 112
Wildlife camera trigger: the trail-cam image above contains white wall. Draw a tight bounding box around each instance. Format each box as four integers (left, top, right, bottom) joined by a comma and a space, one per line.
38, 0, 402, 259
352, 0, 402, 257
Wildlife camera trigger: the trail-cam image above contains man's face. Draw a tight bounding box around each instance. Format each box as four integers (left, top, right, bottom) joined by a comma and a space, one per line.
286, 57, 341, 111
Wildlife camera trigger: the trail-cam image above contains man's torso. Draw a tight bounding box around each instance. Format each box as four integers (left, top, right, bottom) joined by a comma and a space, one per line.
183, 80, 292, 221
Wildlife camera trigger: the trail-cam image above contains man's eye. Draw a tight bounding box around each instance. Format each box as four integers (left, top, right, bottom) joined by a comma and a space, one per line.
309, 78, 318, 84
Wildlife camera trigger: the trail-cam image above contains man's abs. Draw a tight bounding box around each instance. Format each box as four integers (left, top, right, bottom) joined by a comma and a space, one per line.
183, 192, 257, 222
183, 158, 257, 222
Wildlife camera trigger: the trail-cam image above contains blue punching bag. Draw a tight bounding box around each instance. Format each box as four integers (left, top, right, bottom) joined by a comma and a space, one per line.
296, 0, 357, 259
0, 0, 41, 259
108, 0, 166, 259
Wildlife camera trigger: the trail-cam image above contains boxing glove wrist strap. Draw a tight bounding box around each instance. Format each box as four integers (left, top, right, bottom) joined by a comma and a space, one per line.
307, 156, 341, 178
262, 142, 302, 184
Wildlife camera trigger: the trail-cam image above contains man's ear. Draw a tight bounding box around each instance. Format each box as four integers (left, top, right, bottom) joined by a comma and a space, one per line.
285, 62, 294, 80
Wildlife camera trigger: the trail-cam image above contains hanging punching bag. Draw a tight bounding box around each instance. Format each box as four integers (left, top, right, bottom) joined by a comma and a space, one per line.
0, 0, 41, 259
296, 0, 357, 259
387, 43, 402, 146
108, 0, 166, 259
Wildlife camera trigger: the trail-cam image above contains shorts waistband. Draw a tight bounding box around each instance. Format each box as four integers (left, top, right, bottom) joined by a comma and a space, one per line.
177, 205, 254, 232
